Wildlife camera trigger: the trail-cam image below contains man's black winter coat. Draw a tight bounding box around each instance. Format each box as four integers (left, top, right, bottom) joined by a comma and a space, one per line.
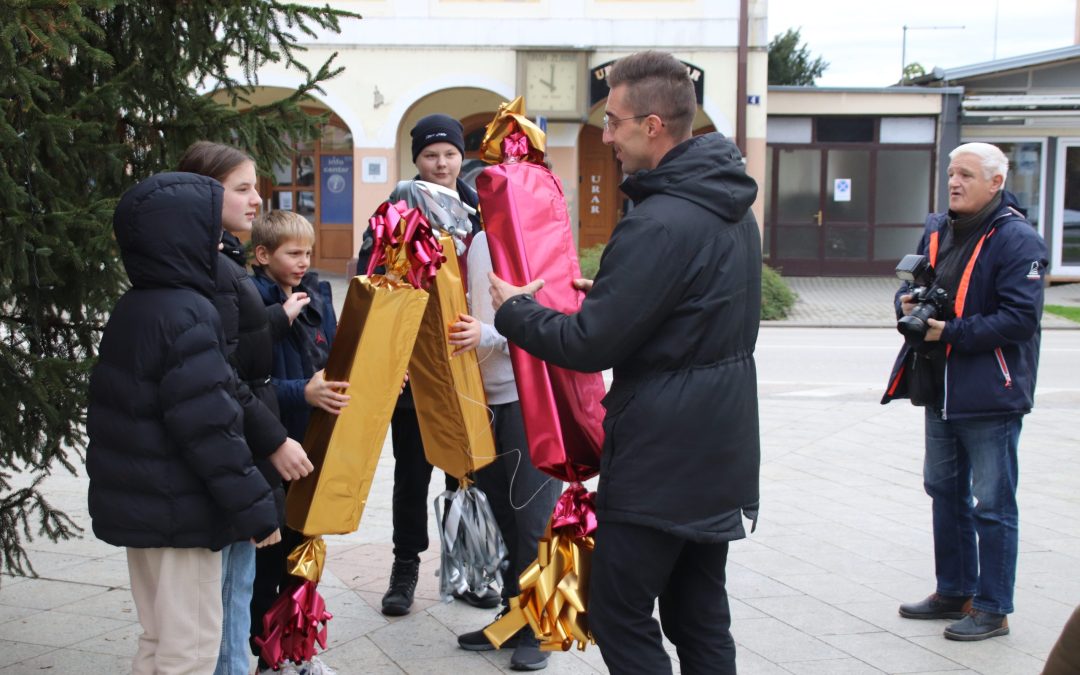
495, 133, 762, 542
87, 173, 277, 550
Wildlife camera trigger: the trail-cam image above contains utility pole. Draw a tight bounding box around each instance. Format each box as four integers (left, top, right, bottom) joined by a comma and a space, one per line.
901, 24, 965, 84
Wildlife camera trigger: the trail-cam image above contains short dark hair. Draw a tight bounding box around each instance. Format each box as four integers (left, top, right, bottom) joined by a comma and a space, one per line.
177, 141, 253, 183
607, 51, 696, 139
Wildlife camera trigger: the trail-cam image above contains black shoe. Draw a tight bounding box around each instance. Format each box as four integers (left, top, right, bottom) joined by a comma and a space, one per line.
453, 587, 502, 609
899, 593, 973, 620
458, 608, 519, 652
381, 557, 420, 616
944, 610, 1010, 641
510, 631, 548, 671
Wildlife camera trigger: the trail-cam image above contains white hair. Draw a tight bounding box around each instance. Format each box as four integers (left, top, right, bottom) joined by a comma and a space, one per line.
949, 142, 1009, 185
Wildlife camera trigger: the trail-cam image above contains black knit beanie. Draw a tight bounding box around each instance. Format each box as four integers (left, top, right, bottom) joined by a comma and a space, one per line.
410, 114, 465, 163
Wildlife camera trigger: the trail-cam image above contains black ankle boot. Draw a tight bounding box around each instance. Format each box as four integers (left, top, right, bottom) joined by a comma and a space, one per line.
382, 557, 420, 616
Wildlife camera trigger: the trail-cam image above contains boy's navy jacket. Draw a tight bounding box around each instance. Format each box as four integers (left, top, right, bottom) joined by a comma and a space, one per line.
87, 172, 277, 550
882, 190, 1048, 419
252, 268, 336, 442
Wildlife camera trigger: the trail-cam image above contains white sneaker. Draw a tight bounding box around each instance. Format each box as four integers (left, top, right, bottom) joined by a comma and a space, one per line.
295, 656, 337, 675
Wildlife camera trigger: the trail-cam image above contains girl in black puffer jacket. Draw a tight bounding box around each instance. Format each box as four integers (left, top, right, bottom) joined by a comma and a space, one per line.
178, 142, 314, 674
87, 172, 279, 673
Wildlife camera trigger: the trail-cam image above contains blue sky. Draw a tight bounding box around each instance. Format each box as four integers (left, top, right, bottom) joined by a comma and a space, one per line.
767, 0, 1078, 86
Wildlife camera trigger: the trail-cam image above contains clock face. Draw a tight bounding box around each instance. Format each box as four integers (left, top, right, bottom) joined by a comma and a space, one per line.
523, 52, 582, 116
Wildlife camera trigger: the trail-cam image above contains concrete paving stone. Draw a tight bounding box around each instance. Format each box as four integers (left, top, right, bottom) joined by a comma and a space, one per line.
830, 535, 926, 564
0, 639, 54, 669
0, 608, 131, 647
743, 594, 881, 637
730, 597, 771, 621
780, 657, 887, 674
726, 563, 802, 599
818, 631, 963, 673
37, 556, 130, 588
773, 572, 895, 606
0, 578, 109, 611
396, 654, 508, 674
2, 551, 96, 577
731, 549, 829, 578
319, 635, 404, 673
0, 607, 42, 633
71, 620, 141, 656
329, 604, 410, 645
561, 644, 611, 673
735, 616, 848, 663
836, 600, 950, 639
908, 635, 1047, 675
0, 647, 156, 674
321, 586, 391, 624
368, 612, 465, 661
54, 586, 136, 621
730, 644, 798, 674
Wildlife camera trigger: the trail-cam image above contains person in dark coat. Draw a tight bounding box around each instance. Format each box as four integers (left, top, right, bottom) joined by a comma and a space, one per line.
87, 172, 280, 674
489, 51, 761, 675
357, 114, 494, 617
884, 142, 1047, 642
178, 141, 314, 674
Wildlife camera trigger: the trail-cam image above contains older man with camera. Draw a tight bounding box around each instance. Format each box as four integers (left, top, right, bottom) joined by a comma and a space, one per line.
883, 142, 1048, 641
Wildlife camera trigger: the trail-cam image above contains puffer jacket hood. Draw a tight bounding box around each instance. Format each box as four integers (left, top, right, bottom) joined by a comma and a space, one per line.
621, 133, 758, 222
114, 172, 223, 296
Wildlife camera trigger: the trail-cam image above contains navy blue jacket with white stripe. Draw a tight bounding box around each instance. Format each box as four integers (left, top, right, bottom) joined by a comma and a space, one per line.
882, 190, 1048, 420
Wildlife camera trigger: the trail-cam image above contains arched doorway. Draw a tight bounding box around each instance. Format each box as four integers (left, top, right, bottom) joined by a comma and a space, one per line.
210, 86, 357, 273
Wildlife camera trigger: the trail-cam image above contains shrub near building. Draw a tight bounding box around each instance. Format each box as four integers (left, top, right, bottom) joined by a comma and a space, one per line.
577, 245, 795, 320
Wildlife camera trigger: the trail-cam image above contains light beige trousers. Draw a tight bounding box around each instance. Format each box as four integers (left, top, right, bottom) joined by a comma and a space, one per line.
127, 547, 222, 675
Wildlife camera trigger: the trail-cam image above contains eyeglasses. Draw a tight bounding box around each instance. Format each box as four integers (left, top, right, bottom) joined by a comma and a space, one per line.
602, 112, 655, 131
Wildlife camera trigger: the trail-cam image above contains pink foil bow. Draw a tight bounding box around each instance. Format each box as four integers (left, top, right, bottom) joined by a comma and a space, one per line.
366, 199, 446, 289
550, 482, 597, 538
502, 132, 531, 162
253, 579, 332, 669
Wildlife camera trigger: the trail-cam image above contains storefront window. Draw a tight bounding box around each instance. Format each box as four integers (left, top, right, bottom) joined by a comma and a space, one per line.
875, 150, 932, 225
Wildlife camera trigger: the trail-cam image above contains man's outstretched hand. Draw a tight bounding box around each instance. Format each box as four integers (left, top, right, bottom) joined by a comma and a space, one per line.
489, 271, 544, 311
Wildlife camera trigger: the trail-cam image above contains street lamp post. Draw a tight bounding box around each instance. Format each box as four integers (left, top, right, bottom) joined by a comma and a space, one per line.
901, 24, 965, 84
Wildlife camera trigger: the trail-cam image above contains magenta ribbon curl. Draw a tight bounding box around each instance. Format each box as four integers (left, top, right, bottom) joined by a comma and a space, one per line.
366, 199, 446, 289
253, 579, 333, 669
550, 482, 597, 538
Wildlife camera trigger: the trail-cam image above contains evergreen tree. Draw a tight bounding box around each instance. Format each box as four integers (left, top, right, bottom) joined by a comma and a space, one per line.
768, 27, 829, 86
0, 0, 358, 582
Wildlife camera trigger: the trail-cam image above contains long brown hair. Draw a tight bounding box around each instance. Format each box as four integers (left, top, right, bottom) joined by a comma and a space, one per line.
177, 141, 253, 182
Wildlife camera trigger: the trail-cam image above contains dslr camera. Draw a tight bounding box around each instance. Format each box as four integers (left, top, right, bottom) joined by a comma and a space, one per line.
894, 254, 950, 344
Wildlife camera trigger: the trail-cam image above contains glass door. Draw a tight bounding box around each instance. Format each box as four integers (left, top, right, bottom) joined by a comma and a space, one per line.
1053, 141, 1080, 276
772, 148, 824, 275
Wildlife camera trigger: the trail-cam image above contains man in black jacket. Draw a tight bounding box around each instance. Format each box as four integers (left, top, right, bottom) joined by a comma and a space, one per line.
490, 51, 761, 674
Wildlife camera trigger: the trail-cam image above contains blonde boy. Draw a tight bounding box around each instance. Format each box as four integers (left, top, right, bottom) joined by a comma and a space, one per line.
248, 210, 347, 673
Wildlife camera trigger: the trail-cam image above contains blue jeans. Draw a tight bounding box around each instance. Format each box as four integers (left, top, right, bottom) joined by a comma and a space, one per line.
215, 541, 256, 675
923, 410, 1021, 615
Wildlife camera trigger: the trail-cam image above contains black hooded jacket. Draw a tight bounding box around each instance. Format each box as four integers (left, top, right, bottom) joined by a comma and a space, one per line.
214, 232, 290, 512
87, 173, 277, 550
495, 133, 762, 542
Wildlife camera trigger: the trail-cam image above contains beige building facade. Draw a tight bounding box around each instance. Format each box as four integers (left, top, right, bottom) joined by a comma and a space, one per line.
220, 0, 769, 272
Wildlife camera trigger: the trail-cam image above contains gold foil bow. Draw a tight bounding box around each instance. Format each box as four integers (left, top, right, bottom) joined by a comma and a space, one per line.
479, 96, 547, 165
483, 519, 595, 652
286, 536, 326, 583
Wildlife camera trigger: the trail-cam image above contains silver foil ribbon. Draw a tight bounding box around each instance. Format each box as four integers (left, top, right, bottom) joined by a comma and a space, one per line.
434, 485, 507, 603
388, 180, 475, 257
